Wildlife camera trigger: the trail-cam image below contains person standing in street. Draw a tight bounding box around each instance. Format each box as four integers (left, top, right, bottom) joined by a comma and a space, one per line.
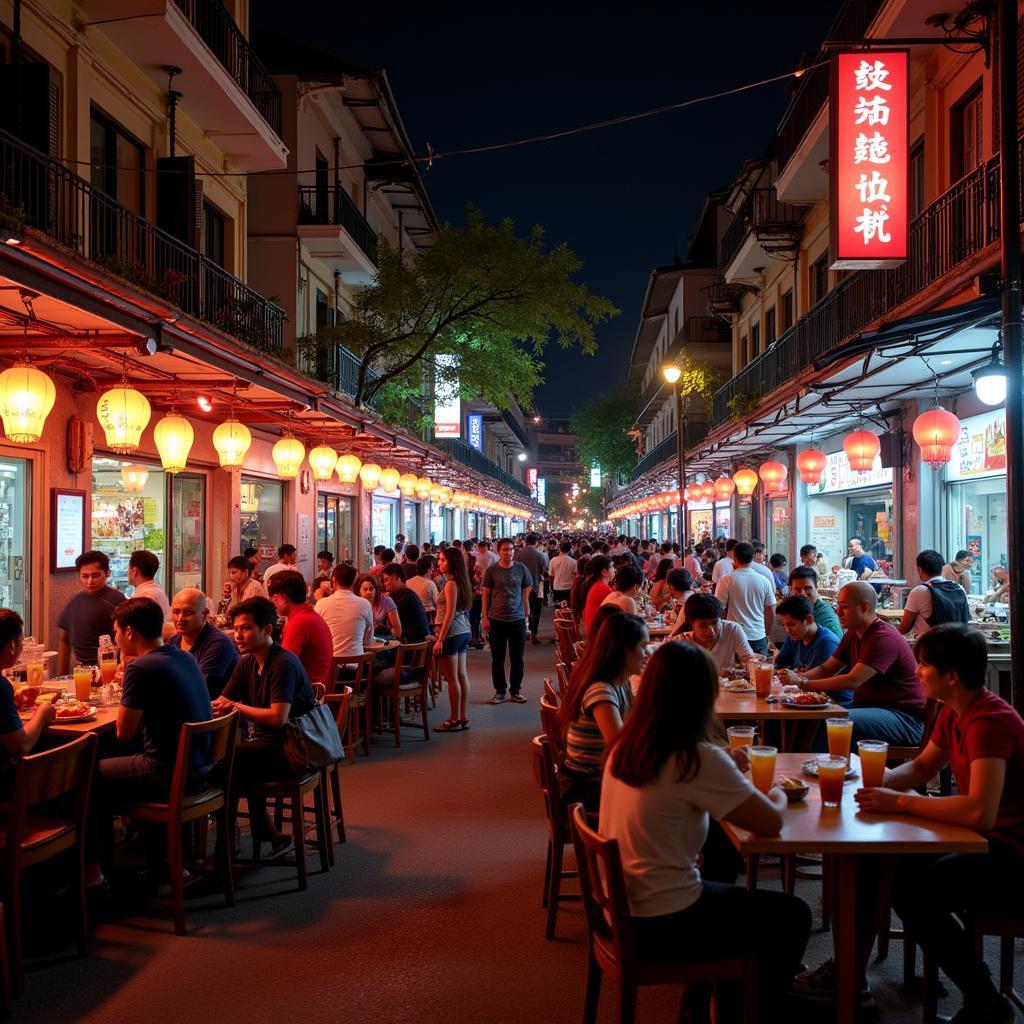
514, 532, 548, 645
714, 541, 776, 656
548, 541, 576, 606
481, 539, 533, 704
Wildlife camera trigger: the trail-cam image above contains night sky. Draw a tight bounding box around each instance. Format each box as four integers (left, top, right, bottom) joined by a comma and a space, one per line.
251, 1, 838, 417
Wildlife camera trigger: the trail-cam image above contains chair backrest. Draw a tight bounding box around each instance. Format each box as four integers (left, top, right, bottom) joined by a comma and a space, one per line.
569, 802, 638, 978
166, 711, 240, 812
329, 652, 373, 697
555, 660, 571, 698
539, 694, 563, 761
531, 734, 568, 844
572, 640, 586, 662
325, 685, 353, 731
394, 638, 433, 675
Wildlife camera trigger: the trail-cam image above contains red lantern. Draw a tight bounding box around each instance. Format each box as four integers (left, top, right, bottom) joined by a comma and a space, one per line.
758, 460, 787, 490
687, 483, 704, 503
843, 430, 880, 472
913, 408, 960, 469
796, 448, 827, 484
700, 481, 716, 501
714, 475, 736, 500
733, 467, 758, 496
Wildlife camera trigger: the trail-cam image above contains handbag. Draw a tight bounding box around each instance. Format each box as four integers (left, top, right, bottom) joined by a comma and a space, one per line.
283, 702, 345, 773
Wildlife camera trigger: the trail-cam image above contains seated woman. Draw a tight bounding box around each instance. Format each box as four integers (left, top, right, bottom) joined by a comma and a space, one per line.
664, 567, 700, 637
601, 564, 645, 615
647, 556, 673, 612
600, 641, 811, 1022
557, 613, 647, 812
568, 554, 592, 628
212, 597, 317, 853
356, 572, 401, 638
0, 610, 56, 780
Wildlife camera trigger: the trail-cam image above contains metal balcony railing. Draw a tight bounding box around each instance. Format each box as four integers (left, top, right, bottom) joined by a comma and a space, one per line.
434, 438, 532, 497
298, 184, 378, 266
631, 422, 708, 481
710, 136, 1016, 427
719, 187, 809, 274
171, 0, 283, 136
0, 128, 285, 352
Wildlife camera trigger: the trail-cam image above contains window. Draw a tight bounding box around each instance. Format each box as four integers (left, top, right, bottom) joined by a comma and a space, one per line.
909, 137, 925, 218
203, 200, 226, 267
315, 287, 334, 331
811, 254, 829, 305
750, 323, 761, 357
740, 335, 749, 367
765, 307, 776, 347
315, 148, 329, 218
0, 457, 31, 626
782, 290, 793, 332
89, 108, 144, 215
240, 479, 284, 556
952, 82, 983, 181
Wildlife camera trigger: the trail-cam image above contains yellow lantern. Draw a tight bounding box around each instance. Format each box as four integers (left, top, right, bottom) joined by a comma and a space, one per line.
96, 384, 151, 454
415, 476, 432, 499
272, 434, 305, 479
153, 411, 194, 473
438, 486, 453, 504
308, 443, 338, 481
120, 464, 149, 493
454, 492, 468, 508
212, 416, 251, 471
359, 462, 382, 489
379, 466, 401, 494
336, 453, 362, 483
398, 472, 418, 497
429, 484, 442, 502
0, 362, 56, 443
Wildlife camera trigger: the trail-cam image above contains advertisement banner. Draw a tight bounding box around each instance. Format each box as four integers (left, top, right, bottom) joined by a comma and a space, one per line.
433, 354, 461, 438
590, 463, 601, 488
947, 408, 1007, 480
809, 450, 893, 494
467, 413, 483, 452
527, 467, 538, 499
537, 477, 546, 506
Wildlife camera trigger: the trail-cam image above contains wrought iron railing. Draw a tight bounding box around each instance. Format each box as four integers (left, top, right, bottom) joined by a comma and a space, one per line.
171, 0, 282, 136
298, 184, 378, 265
0, 128, 285, 351
631, 422, 709, 481
719, 187, 809, 274
434, 438, 532, 497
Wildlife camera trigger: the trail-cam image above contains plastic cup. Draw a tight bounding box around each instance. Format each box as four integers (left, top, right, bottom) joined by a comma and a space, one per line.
727, 726, 757, 750
816, 755, 848, 807
754, 663, 774, 698
73, 665, 94, 702
858, 740, 889, 789
826, 717, 854, 760
748, 745, 778, 794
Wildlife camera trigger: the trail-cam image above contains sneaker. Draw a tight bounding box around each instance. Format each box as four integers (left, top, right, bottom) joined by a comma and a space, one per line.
489, 693, 505, 704
509, 692, 528, 704
791, 961, 875, 1009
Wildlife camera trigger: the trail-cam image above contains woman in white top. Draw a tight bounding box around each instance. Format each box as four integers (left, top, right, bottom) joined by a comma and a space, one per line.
599, 641, 811, 1022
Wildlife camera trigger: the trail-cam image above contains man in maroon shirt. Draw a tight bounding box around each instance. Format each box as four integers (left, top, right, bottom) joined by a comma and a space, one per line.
780, 581, 925, 748
267, 570, 334, 687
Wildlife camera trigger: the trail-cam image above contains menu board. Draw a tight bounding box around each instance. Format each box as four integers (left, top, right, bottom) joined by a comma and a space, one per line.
947, 409, 1007, 480
51, 489, 86, 572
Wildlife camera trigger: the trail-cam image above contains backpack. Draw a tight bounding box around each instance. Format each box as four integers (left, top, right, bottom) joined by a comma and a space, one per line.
925, 580, 970, 626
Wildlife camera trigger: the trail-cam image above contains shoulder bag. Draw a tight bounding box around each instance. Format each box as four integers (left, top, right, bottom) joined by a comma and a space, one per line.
283, 701, 345, 773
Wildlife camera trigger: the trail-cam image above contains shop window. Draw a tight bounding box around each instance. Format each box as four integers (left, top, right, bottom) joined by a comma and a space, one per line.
372, 498, 397, 548
240, 478, 283, 559
171, 474, 206, 594
765, 307, 776, 347
909, 137, 925, 218
402, 501, 419, 545
0, 457, 30, 626
810, 253, 829, 305
951, 81, 983, 181
947, 478, 1006, 597
316, 493, 353, 564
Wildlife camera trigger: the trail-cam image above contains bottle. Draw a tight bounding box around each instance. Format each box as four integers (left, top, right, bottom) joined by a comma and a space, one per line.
98, 635, 118, 689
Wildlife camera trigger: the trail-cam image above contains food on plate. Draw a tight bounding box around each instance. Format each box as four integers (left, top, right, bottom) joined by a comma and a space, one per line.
778, 776, 810, 802
53, 698, 92, 719
785, 691, 830, 706
721, 666, 749, 681
724, 680, 756, 693
779, 776, 807, 791
13, 686, 58, 710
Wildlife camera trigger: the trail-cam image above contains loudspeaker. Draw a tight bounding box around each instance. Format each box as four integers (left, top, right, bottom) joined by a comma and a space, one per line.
879, 430, 901, 469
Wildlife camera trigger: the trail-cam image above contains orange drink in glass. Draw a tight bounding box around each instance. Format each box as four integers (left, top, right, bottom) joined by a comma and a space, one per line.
754, 663, 774, 698
73, 665, 94, 702
727, 726, 756, 749
748, 745, 778, 793
858, 740, 889, 789
99, 659, 118, 685
826, 717, 853, 759
816, 755, 848, 807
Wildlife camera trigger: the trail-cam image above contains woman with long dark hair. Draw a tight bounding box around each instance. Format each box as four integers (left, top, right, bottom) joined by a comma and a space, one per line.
569, 554, 592, 624
581, 554, 614, 636
647, 555, 673, 611
600, 641, 810, 1022
433, 546, 474, 732
556, 612, 647, 811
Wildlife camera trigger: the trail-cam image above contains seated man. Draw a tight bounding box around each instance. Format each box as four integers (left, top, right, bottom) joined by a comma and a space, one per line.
601, 564, 644, 615
780, 581, 925, 747
168, 588, 239, 697
773, 595, 849, 704
406, 555, 439, 619
680, 593, 754, 672
381, 564, 432, 643
898, 548, 969, 638
268, 569, 333, 687
0, 610, 56, 777
223, 555, 267, 612
788, 566, 841, 638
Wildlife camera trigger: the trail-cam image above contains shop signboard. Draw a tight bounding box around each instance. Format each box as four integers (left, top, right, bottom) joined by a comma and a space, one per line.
809, 451, 892, 494
527, 467, 538, 500
536, 477, 546, 506
51, 488, 86, 572
829, 50, 909, 269
433, 354, 461, 438
947, 408, 1007, 480
590, 463, 602, 488
467, 413, 483, 452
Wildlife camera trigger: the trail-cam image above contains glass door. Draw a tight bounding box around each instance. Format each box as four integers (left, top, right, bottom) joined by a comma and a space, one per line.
0, 457, 30, 625
240, 478, 284, 557
317, 493, 354, 563
172, 474, 205, 593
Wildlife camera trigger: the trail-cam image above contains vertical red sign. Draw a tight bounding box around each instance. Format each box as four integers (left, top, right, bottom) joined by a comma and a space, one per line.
829, 50, 909, 269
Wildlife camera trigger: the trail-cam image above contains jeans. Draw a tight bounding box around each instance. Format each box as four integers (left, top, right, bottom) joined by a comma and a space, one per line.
527, 592, 543, 637
631, 881, 811, 1022
810, 706, 924, 751
488, 618, 526, 695
748, 636, 769, 655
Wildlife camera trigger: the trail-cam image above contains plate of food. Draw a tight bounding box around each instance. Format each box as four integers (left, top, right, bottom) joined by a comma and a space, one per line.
51, 699, 96, 723
802, 758, 858, 780
781, 692, 831, 709
723, 679, 756, 694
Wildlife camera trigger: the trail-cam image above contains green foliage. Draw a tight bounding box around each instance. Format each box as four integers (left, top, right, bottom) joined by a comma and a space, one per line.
726, 390, 760, 420
570, 390, 638, 483
675, 356, 728, 403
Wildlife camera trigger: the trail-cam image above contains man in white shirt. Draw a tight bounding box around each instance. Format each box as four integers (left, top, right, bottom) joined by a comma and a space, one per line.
474, 540, 499, 582
751, 541, 780, 586
548, 542, 577, 605
680, 592, 755, 670
315, 563, 374, 657
262, 544, 297, 585
898, 548, 969, 639
715, 542, 776, 655
684, 546, 703, 579
127, 550, 173, 636
711, 539, 737, 584
406, 556, 439, 616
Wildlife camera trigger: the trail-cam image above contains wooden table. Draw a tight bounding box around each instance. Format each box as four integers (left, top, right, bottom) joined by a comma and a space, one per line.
715, 690, 847, 751
646, 625, 673, 638
876, 608, 904, 622
720, 752, 987, 1024
365, 639, 399, 653
48, 705, 118, 738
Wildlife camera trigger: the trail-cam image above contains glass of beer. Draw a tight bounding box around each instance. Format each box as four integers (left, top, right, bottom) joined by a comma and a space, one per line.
826, 717, 854, 760
26, 661, 44, 688
754, 662, 774, 699
858, 740, 889, 789
748, 745, 778, 794
73, 664, 95, 703
816, 755, 848, 807
727, 726, 757, 750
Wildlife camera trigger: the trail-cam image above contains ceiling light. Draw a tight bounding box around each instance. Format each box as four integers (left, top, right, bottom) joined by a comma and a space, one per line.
197, 395, 213, 412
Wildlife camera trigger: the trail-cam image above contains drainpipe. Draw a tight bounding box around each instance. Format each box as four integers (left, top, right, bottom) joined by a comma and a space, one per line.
12, 0, 21, 139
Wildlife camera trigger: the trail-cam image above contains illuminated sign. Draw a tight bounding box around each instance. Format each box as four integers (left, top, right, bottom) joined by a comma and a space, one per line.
537, 476, 546, 505
467, 413, 483, 452
433, 354, 461, 438
590, 462, 601, 488
527, 467, 538, 498
829, 50, 908, 269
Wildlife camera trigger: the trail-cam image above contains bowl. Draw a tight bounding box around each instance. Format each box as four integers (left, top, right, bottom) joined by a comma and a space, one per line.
779, 778, 809, 803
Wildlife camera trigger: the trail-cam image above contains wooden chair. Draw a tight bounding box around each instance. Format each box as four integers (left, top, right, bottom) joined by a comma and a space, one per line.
531, 735, 579, 940
321, 687, 352, 863
123, 712, 240, 935
555, 660, 571, 699
569, 804, 759, 1024
375, 639, 433, 747
329, 653, 374, 760
539, 694, 562, 762
0, 734, 97, 994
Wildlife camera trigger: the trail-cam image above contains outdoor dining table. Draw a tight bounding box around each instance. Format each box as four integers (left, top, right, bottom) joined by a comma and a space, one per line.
715, 689, 847, 752
720, 752, 987, 1024
48, 704, 119, 738
645, 624, 674, 638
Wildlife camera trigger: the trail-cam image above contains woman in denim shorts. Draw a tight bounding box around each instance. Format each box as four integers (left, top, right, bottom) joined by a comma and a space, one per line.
433, 546, 474, 732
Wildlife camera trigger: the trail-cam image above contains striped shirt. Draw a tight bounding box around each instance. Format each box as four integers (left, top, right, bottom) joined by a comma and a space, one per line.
563, 681, 633, 779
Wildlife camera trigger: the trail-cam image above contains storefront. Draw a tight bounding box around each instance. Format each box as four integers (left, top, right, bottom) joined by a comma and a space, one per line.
372, 496, 399, 549
401, 500, 420, 545
687, 504, 713, 543
316, 492, 354, 564
766, 492, 791, 563
240, 477, 284, 561
944, 407, 1006, 596
0, 454, 31, 623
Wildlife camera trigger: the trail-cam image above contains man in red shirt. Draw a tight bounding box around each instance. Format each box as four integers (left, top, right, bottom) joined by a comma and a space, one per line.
267, 570, 334, 687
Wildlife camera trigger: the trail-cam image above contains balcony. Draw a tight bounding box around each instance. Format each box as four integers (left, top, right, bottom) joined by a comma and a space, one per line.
0, 128, 284, 352
720, 188, 810, 283
631, 422, 709, 482
298, 184, 379, 282
434, 438, 532, 497
710, 136, 1013, 428
81, 0, 286, 171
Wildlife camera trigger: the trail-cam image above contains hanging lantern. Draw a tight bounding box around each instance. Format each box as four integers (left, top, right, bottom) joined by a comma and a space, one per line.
336, 453, 362, 483
429, 484, 443, 502
359, 463, 383, 490
454, 492, 469, 508
0, 362, 56, 443
96, 384, 151, 454
713, 475, 735, 501
120, 464, 149, 493
415, 476, 432, 499
733, 467, 758, 496
686, 483, 703, 503
398, 472, 419, 497
700, 481, 716, 501
272, 434, 305, 479
796, 448, 827, 484
212, 416, 251, 470
379, 466, 401, 494
843, 430, 880, 472
308, 443, 338, 481
912, 408, 960, 469
439, 486, 454, 504
758, 460, 787, 491
153, 411, 194, 473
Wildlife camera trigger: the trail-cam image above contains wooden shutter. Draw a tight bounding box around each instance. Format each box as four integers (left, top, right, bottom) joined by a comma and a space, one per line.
156, 154, 196, 247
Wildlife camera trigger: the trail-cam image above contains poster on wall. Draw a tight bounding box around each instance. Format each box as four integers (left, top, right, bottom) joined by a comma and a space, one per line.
51, 489, 86, 572
948, 409, 1007, 479
298, 513, 312, 563
810, 451, 892, 494
811, 514, 843, 566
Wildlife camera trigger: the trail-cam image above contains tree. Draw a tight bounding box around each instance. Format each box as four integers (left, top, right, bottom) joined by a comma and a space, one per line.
570, 390, 638, 484
296, 208, 617, 412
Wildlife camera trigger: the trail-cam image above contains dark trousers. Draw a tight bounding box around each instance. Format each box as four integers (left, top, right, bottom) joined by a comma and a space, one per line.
552, 588, 571, 607
527, 592, 543, 637
488, 618, 526, 695
233, 736, 293, 840
470, 596, 482, 641
748, 636, 769, 655
631, 881, 810, 1023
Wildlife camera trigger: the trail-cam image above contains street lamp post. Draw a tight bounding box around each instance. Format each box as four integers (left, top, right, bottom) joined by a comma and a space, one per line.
663, 364, 685, 548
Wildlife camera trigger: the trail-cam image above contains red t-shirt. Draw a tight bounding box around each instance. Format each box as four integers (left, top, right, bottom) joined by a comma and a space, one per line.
834, 617, 925, 716
931, 689, 1024, 854
281, 603, 335, 686
583, 581, 613, 637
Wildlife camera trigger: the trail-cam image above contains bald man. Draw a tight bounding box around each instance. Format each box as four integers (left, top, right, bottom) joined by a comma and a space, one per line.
778, 581, 926, 747
167, 588, 239, 698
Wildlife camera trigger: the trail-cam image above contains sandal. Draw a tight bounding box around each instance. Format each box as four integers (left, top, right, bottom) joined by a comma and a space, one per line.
435, 718, 463, 732
460, 719, 470, 730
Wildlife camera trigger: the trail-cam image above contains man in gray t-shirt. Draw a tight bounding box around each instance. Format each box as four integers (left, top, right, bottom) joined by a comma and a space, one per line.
514, 533, 548, 643
482, 539, 533, 703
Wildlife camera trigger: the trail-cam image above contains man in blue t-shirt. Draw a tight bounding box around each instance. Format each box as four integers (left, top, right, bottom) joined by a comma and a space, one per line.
774, 594, 851, 704
848, 536, 878, 580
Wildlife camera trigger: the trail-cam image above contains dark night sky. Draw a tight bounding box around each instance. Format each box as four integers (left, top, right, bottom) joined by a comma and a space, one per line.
251, 1, 839, 417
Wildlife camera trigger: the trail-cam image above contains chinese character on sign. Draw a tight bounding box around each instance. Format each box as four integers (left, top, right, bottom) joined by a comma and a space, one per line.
853, 131, 891, 165
854, 170, 891, 204
854, 59, 892, 92
852, 95, 891, 126
854, 206, 891, 244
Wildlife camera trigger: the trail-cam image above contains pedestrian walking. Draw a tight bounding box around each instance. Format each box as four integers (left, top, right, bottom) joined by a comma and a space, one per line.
481, 538, 533, 704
